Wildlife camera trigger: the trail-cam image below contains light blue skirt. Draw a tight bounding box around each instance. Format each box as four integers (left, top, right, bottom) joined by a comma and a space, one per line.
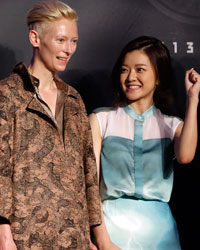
103, 198, 181, 250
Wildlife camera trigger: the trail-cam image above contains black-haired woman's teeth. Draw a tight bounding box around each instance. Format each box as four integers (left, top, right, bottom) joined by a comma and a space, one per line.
129, 85, 140, 89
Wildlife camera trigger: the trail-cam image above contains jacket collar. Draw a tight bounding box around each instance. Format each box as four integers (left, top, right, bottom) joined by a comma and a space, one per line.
13, 62, 35, 93
12, 62, 77, 99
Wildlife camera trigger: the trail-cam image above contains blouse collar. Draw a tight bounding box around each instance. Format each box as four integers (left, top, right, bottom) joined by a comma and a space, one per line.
123, 104, 156, 122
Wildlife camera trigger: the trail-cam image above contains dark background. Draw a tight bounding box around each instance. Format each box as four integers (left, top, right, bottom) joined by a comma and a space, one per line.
0, 1, 199, 249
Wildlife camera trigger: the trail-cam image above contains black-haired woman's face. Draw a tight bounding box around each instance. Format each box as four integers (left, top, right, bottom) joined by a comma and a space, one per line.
120, 50, 158, 107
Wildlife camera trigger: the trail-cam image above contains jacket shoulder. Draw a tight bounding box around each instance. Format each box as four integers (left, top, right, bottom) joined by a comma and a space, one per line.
0, 73, 22, 91
67, 84, 81, 99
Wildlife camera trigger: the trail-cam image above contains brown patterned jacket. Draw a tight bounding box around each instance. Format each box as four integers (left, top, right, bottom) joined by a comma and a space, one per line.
0, 63, 101, 249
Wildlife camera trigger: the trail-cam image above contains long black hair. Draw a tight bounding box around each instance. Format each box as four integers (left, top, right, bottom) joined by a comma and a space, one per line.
112, 36, 174, 114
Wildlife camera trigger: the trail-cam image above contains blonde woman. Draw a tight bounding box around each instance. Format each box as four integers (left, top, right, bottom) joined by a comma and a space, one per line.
0, 1, 101, 249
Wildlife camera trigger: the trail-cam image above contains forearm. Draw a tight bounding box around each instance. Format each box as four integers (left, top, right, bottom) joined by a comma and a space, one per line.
89, 114, 121, 250
175, 97, 198, 163
92, 205, 112, 249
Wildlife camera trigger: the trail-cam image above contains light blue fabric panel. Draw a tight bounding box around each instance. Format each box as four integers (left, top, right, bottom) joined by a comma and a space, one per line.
100, 136, 135, 200
142, 138, 174, 201
103, 198, 181, 250
134, 119, 144, 199
100, 136, 174, 202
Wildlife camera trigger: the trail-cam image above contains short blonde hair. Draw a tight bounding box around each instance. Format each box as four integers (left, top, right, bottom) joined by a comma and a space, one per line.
27, 1, 78, 34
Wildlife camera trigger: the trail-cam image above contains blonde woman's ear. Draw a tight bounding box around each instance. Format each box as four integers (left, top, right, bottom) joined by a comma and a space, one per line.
29, 30, 40, 48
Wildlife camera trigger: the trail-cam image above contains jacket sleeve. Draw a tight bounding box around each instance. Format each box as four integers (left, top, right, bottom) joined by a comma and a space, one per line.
0, 81, 13, 222
79, 97, 102, 227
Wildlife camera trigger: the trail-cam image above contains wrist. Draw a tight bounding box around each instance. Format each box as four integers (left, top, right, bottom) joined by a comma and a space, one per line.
186, 95, 199, 105
0, 224, 12, 237
95, 234, 112, 249
97, 239, 112, 250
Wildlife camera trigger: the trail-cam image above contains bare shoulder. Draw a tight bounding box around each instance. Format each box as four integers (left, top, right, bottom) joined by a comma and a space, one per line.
89, 112, 98, 123
89, 113, 102, 140
89, 113, 99, 130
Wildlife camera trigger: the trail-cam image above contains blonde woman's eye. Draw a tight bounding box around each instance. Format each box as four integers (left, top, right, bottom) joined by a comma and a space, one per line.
72, 39, 78, 45
58, 38, 64, 43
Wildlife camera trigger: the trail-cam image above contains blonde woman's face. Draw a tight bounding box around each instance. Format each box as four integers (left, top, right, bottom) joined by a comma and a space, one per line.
36, 18, 78, 73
